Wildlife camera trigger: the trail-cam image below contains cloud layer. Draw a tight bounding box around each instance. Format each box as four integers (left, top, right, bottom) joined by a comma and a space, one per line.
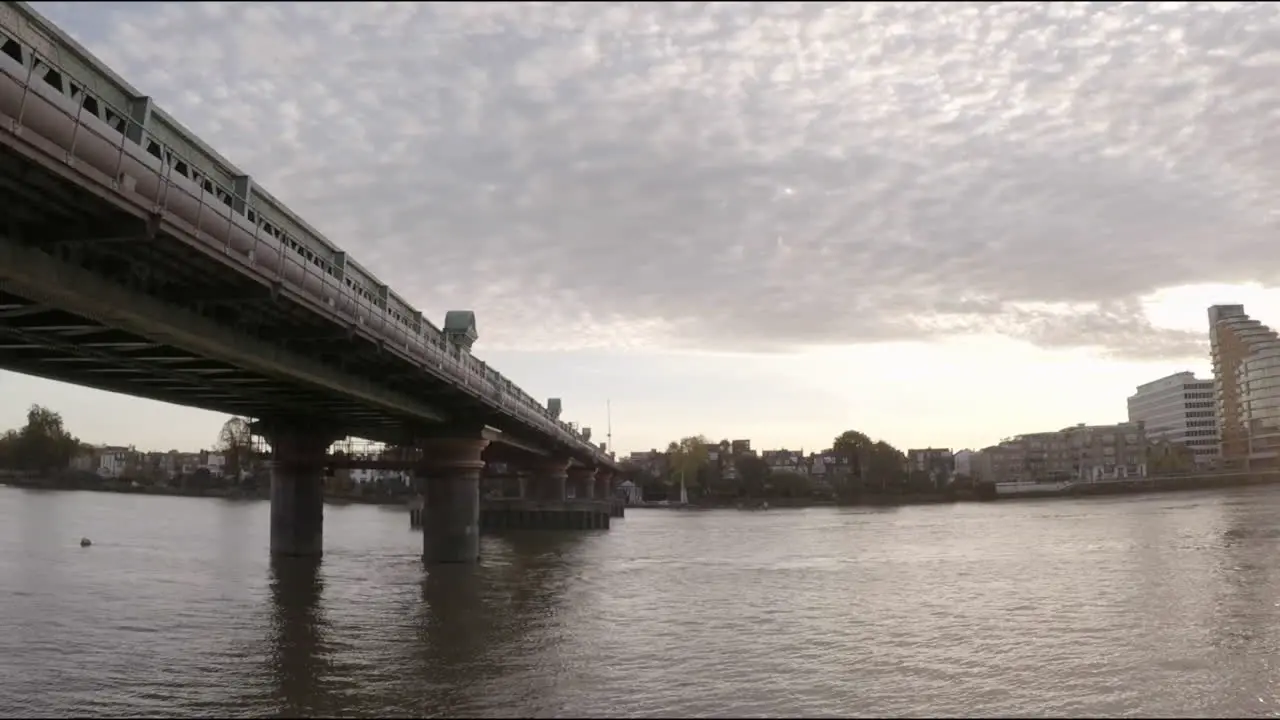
32, 1, 1280, 358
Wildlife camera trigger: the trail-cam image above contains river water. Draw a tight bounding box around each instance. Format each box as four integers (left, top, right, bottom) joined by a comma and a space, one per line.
3, 485, 1280, 718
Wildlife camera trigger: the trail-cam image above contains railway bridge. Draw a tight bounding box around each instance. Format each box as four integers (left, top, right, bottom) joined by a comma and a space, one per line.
0, 2, 618, 563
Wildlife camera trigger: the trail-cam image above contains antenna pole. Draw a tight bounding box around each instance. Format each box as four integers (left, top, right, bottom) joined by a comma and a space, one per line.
607, 399, 613, 453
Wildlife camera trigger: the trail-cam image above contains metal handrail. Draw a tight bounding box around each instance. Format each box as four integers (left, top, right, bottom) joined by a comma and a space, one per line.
0, 34, 611, 464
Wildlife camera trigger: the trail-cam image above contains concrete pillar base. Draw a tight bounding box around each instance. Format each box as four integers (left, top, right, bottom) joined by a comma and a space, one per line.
476, 500, 613, 531
268, 427, 333, 557
418, 437, 489, 564
595, 469, 614, 500
531, 458, 570, 502
568, 466, 596, 500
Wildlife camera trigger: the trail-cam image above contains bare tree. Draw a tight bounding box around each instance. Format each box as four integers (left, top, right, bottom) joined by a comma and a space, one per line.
216, 417, 252, 482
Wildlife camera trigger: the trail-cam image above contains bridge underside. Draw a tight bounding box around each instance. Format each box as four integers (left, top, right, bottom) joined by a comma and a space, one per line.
0, 288, 386, 430
0, 136, 541, 448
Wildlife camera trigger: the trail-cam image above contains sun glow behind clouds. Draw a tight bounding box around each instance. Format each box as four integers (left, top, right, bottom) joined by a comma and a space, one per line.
1141, 282, 1280, 335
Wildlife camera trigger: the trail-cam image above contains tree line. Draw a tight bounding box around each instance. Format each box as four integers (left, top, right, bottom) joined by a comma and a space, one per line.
0, 405, 259, 480
0, 405, 84, 473
626, 429, 965, 503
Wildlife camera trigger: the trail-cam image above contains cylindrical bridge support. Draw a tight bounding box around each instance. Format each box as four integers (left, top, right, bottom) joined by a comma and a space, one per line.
268, 427, 333, 557
568, 465, 596, 499
418, 437, 490, 564
595, 469, 614, 499
530, 458, 570, 502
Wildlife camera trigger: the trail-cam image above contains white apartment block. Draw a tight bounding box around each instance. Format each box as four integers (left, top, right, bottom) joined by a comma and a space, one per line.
96, 446, 132, 479
1126, 371, 1218, 465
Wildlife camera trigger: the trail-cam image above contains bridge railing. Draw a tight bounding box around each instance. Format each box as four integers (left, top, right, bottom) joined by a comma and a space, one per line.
0, 23, 612, 464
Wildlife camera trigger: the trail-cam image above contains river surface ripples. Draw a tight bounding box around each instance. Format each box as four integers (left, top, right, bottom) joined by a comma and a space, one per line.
5, 485, 1280, 717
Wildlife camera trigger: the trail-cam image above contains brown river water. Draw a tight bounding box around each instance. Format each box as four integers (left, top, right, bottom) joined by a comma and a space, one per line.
4, 484, 1280, 718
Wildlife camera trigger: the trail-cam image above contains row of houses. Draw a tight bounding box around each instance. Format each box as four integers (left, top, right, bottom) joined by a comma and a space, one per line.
968, 421, 1163, 485
625, 440, 965, 491
70, 446, 232, 480
620, 425, 1185, 490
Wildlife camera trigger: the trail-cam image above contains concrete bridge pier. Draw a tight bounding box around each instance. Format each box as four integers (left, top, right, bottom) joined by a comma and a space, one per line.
595, 469, 614, 499
532, 458, 570, 501
474, 458, 619, 531
418, 437, 490, 564
268, 427, 336, 557
568, 465, 596, 499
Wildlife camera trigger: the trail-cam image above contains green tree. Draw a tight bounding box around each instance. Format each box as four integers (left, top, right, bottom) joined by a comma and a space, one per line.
907, 469, 935, 494
0, 405, 81, 473
769, 469, 813, 498
0, 429, 18, 469
703, 438, 737, 496
832, 430, 873, 494
1147, 442, 1195, 476
866, 440, 907, 493
733, 454, 771, 497
667, 435, 710, 490
831, 430, 908, 495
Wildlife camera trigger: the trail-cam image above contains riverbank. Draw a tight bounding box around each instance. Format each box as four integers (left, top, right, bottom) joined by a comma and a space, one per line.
669, 490, 968, 510
647, 471, 1280, 510
10, 469, 1277, 513
993, 469, 1280, 502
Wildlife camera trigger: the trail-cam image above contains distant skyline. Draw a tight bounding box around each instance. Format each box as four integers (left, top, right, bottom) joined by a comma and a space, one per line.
7, 2, 1280, 455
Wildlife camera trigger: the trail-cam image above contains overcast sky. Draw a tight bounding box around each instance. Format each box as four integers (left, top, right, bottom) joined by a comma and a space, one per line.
6, 1, 1280, 454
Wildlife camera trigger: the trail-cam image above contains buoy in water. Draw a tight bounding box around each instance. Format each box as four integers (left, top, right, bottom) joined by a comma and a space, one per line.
79, 537, 91, 547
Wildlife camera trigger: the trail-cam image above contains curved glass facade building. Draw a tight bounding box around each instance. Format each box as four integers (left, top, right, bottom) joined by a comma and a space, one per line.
1209, 304, 1280, 469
